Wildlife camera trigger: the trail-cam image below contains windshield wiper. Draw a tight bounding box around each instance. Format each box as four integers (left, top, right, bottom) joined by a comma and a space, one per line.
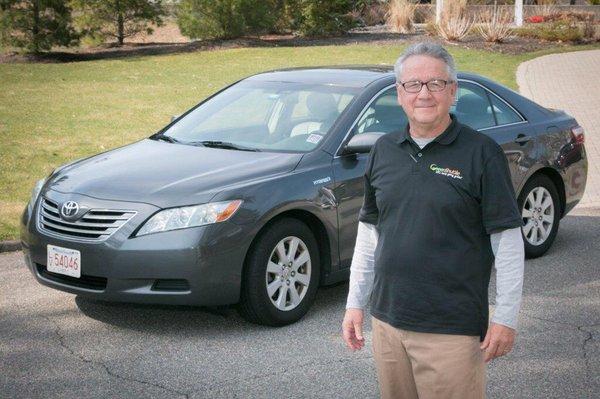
188, 140, 261, 152
151, 133, 181, 144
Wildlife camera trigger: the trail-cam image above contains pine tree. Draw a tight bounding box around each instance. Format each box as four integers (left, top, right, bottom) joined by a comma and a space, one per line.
0, 0, 78, 53
72, 0, 166, 46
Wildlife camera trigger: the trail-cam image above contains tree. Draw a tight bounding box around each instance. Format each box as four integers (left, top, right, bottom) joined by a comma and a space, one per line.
72, 0, 166, 46
0, 0, 78, 53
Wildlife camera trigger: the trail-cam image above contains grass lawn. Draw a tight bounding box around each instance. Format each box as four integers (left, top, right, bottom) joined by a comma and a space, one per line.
1, 43, 598, 240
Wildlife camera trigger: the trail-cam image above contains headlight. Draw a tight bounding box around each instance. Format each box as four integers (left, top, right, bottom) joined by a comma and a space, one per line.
136, 200, 243, 236
27, 178, 47, 216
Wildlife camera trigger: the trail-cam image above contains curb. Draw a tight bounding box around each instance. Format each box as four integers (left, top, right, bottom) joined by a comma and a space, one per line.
0, 240, 21, 253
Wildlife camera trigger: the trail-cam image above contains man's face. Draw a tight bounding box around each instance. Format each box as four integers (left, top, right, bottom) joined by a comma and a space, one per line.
396, 55, 457, 128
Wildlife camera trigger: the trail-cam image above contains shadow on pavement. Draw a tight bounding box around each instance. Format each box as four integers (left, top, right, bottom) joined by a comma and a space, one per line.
73, 280, 349, 334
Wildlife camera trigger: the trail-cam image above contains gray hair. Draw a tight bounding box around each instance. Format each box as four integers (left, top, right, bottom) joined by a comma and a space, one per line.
394, 42, 457, 83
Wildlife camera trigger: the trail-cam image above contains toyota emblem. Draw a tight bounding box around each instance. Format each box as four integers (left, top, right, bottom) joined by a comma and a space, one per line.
61, 201, 79, 218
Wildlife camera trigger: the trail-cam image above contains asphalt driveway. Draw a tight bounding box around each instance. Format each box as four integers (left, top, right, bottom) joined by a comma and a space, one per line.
1, 207, 599, 399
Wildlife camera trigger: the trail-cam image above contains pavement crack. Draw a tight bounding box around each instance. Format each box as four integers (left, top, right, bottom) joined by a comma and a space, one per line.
41, 315, 190, 399
521, 313, 596, 384
578, 326, 595, 384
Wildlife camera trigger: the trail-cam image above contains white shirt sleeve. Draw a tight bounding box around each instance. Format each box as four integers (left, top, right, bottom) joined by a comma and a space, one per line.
489, 227, 525, 329
345, 221, 378, 310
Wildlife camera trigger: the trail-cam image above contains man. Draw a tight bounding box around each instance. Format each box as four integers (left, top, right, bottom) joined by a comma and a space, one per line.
341, 42, 525, 399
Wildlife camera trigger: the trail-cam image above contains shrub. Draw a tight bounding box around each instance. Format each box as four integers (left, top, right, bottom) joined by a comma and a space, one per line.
297, 0, 356, 37
353, 1, 386, 26
363, 3, 386, 25
350, 0, 385, 26
436, 0, 472, 43
516, 20, 583, 42
385, 0, 417, 34
543, 11, 596, 23
526, 15, 545, 24
177, 0, 279, 40
477, 5, 513, 43
581, 17, 597, 40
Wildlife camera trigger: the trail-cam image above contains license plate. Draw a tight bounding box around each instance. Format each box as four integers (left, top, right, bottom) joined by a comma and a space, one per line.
47, 245, 81, 278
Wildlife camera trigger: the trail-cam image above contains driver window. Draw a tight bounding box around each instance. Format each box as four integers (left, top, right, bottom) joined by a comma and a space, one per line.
355, 87, 407, 136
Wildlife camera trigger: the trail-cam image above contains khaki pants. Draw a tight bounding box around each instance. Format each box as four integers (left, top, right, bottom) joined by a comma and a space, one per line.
371, 316, 486, 399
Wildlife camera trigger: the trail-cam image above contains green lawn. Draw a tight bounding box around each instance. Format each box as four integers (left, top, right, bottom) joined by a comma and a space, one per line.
1, 43, 598, 240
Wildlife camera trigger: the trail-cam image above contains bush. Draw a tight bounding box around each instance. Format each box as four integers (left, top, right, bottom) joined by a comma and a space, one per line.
516, 20, 583, 42
177, 0, 280, 40
353, 0, 386, 26
297, 0, 356, 37
477, 5, 513, 43
544, 10, 596, 23
435, 0, 472, 43
436, 16, 473, 42
526, 15, 545, 24
386, 0, 417, 34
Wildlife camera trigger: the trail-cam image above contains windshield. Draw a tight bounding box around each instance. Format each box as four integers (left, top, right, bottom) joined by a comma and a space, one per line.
160, 80, 360, 153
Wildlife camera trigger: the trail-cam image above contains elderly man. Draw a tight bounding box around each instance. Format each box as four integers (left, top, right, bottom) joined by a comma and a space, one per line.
341, 42, 525, 399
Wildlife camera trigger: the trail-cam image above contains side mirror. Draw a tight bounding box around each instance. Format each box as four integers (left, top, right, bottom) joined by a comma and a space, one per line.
170, 114, 180, 123
341, 132, 386, 155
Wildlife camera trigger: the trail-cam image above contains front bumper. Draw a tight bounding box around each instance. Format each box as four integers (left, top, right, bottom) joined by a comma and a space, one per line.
20, 190, 252, 306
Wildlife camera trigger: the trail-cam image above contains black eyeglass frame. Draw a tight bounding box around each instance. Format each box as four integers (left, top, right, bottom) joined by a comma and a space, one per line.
396, 79, 456, 93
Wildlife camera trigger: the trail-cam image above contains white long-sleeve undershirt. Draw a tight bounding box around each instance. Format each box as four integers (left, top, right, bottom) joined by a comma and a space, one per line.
345, 135, 525, 330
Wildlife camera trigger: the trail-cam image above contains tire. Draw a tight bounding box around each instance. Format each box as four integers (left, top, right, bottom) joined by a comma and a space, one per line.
238, 218, 320, 326
517, 174, 560, 259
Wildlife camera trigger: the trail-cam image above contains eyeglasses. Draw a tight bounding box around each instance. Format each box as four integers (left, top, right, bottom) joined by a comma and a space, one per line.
397, 79, 454, 93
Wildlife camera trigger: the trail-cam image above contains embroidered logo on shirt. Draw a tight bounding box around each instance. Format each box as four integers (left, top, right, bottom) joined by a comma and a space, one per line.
430, 163, 463, 180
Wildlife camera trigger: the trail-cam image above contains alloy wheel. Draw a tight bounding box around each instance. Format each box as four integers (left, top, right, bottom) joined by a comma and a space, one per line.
265, 236, 311, 311
522, 186, 554, 246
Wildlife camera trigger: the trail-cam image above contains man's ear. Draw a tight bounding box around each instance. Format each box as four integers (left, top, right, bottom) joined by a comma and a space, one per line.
396, 83, 403, 106
450, 81, 458, 105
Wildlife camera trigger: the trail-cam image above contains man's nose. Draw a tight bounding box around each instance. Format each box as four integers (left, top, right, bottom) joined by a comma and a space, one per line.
416, 85, 433, 99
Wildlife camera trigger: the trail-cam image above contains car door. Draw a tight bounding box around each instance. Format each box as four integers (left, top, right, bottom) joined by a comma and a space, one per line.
331, 85, 405, 269
453, 80, 535, 191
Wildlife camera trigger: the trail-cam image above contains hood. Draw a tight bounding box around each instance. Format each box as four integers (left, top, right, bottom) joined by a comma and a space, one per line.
47, 139, 303, 208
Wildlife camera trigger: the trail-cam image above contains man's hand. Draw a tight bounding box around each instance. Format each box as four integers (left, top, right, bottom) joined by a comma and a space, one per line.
342, 308, 365, 351
480, 322, 516, 362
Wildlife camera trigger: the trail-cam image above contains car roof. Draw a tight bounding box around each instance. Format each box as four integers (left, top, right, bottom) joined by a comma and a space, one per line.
244, 66, 485, 88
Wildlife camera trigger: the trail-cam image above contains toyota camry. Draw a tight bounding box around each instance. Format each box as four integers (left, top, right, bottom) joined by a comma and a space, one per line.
20, 66, 587, 326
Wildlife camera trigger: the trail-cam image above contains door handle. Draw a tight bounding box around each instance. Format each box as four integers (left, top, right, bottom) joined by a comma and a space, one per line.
514, 134, 531, 145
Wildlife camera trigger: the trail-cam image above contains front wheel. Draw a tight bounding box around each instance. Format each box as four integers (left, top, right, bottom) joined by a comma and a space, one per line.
518, 175, 560, 258
238, 218, 320, 326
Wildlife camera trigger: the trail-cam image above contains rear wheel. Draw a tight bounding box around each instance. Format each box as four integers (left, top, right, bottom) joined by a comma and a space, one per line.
238, 218, 320, 326
518, 175, 560, 258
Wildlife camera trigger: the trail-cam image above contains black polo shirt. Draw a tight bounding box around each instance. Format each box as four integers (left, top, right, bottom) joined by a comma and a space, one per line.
359, 114, 522, 340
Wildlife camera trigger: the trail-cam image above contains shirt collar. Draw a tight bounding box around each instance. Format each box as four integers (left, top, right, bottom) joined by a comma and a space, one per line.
394, 113, 461, 146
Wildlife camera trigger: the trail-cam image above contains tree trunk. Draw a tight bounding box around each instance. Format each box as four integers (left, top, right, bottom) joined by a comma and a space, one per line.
116, 0, 124, 46
32, 0, 40, 53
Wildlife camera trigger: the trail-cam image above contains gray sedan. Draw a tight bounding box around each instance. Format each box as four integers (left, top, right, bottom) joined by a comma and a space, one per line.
20, 66, 587, 326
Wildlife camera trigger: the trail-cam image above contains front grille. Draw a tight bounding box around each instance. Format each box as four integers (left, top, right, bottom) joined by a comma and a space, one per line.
38, 197, 136, 241
36, 263, 107, 290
